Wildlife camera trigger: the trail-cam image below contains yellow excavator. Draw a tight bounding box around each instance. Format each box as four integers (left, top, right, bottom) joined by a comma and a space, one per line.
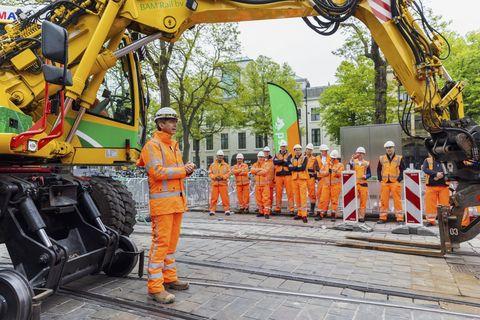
0, 0, 478, 318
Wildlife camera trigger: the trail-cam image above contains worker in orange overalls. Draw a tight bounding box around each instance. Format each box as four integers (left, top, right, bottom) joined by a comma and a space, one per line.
319, 150, 344, 221
315, 144, 330, 220
421, 154, 449, 226
232, 153, 250, 213
377, 141, 406, 223
305, 143, 319, 215
251, 151, 272, 219
273, 140, 294, 215
290, 144, 309, 223
349, 147, 371, 222
209, 149, 231, 216
137, 107, 195, 304
263, 146, 275, 208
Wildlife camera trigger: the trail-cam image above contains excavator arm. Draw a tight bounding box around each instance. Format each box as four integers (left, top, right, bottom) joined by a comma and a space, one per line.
0, 0, 478, 246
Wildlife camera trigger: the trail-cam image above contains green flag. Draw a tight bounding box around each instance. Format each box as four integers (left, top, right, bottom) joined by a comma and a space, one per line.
267, 82, 301, 152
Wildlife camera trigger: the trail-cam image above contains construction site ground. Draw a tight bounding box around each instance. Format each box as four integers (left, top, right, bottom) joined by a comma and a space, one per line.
2, 211, 480, 320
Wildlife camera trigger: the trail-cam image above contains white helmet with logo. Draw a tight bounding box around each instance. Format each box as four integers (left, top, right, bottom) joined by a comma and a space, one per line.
356, 146, 366, 154
154, 107, 178, 121
216, 149, 224, 156
236, 153, 244, 159
319, 144, 329, 151
257, 151, 265, 158
330, 150, 340, 159
263, 146, 271, 152
279, 140, 288, 147
306, 143, 314, 150
293, 144, 302, 150
384, 141, 395, 148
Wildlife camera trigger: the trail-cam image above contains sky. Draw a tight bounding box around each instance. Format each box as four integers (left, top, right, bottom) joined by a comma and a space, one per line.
238, 1, 479, 87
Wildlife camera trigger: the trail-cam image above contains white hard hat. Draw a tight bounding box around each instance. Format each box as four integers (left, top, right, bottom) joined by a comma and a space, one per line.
236, 153, 244, 159
216, 149, 224, 156
319, 144, 329, 151
330, 150, 340, 159
257, 151, 265, 158
356, 146, 366, 154
154, 107, 178, 121
293, 144, 302, 150
306, 143, 314, 150
263, 146, 271, 152
279, 140, 288, 147
384, 141, 395, 148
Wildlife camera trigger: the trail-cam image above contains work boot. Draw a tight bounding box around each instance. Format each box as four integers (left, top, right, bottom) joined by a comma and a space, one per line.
165, 280, 190, 291
256, 213, 263, 217
330, 213, 336, 222
293, 215, 301, 220
302, 217, 308, 223
209, 212, 215, 216
358, 218, 365, 223
377, 219, 386, 224
309, 203, 316, 216
314, 214, 322, 221
265, 214, 270, 220
273, 209, 281, 215
289, 211, 295, 217
149, 291, 175, 304
225, 211, 231, 216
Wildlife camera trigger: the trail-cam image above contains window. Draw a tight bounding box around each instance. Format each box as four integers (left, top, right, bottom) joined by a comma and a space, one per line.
312, 128, 321, 146
206, 135, 213, 151
193, 155, 200, 168
238, 132, 246, 149
255, 134, 266, 149
206, 156, 214, 168
90, 56, 134, 125
311, 108, 321, 121
221, 133, 229, 150
193, 139, 200, 151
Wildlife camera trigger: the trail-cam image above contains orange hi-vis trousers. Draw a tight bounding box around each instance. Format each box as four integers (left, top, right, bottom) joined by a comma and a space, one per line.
319, 184, 342, 214
236, 184, 250, 210
357, 184, 368, 219
307, 178, 316, 204
425, 186, 449, 223
210, 185, 230, 212
256, 185, 271, 215
380, 182, 403, 222
148, 213, 182, 294
292, 180, 308, 217
316, 182, 329, 215
275, 175, 294, 212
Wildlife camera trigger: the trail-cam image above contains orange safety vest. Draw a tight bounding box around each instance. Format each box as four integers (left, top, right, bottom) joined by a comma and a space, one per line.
209, 161, 231, 186
353, 159, 369, 184
316, 155, 331, 183
232, 163, 250, 186
379, 154, 402, 183
329, 161, 344, 185
274, 152, 291, 175
251, 161, 269, 186
137, 131, 187, 216
291, 156, 309, 180
306, 154, 318, 178
265, 157, 275, 183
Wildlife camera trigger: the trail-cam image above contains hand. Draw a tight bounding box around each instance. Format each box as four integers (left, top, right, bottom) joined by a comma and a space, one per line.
185, 163, 195, 174
436, 172, 444, 179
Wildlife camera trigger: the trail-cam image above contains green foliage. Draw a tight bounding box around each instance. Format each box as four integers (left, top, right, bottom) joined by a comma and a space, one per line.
443, 31, 480, 121
234, 56, 302, 137
319, 57, 376, 143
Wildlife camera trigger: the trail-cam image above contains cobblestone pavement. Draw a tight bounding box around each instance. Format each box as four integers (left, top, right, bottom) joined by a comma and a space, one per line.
2, 211, 480, 319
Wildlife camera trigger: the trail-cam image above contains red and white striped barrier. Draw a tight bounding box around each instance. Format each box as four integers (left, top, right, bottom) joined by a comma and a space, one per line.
404, 170, 423, 226
367, 0, 392, 23
342, 171, 358, 222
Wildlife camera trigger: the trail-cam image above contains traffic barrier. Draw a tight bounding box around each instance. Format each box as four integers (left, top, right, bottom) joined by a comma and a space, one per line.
342, 170, 358, 222
403, 170, 423, 225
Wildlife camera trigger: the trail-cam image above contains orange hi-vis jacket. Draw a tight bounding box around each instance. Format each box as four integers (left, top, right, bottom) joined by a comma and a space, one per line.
232, 163, 250, 186
265, 157, 275, 183
316, 155, 331, 178
290, 156, 309, 180
306, 154, 319, 178
353, 159, 370, 184
137, 131, 187, 216
379, 154, 403, 183
209, 161, 231, 186
251, 161, 269, 186
274, 152, 292, 176
329, 161, 344, 185
317, 161, 331, 186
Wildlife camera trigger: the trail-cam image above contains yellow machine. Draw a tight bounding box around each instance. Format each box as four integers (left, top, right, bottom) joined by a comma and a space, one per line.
0, 1, 478, 318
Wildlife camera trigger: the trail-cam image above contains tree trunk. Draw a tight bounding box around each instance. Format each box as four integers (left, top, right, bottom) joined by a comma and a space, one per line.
371, 40, 388, 124
181, 126, 191, 163
159, 41, 171, 109
194, 140, 200, 168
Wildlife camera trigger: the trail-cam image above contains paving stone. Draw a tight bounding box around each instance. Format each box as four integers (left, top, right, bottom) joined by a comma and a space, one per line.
244, 307, 275, 320
268, 305, 302, 320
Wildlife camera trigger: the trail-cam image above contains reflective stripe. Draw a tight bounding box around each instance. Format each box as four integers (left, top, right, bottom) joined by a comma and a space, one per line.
148, 272, 164, 279
166, 254, 175, 260
150, 191, 182, 199
166, 168, 176, 178
164, 262, 176, 270
148, 262, 164, 269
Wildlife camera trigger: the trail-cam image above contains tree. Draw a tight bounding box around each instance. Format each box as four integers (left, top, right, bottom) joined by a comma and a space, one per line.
319, 57, 376, 143
235, 56, 303, 142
